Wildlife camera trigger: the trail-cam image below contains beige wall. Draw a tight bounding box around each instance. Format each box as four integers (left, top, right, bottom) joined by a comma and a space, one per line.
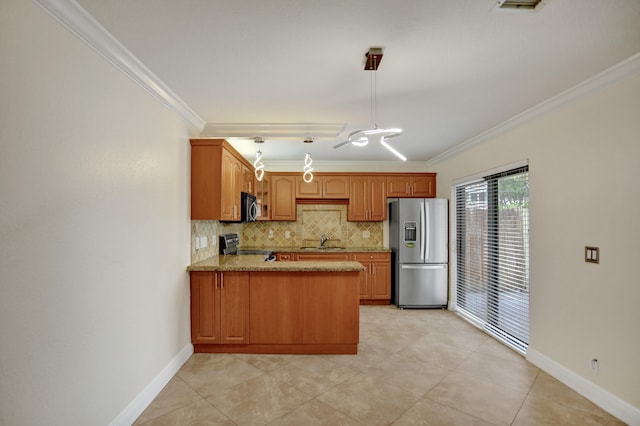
0, 2, 192, 424
430, 70, 640, 409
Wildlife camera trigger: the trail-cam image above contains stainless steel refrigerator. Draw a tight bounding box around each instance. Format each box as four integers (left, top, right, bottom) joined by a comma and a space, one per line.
389, 198, 448, 308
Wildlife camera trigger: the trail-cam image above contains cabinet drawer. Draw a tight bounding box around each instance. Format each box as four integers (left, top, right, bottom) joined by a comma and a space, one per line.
352, 252, 390, 262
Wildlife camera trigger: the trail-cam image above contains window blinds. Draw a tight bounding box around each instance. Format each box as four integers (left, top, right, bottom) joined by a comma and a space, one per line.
455, 166, 529, 354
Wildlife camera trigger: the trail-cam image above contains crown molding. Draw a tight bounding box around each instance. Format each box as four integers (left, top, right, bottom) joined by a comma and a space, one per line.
263, 160, 429, 173
425, 52, 640, 167
33, 0, 206, 131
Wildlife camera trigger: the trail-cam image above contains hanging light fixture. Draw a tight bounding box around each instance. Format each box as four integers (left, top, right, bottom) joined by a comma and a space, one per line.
303, 153, 314, 183
253, 137, 265, 181
334, 48, 406, 161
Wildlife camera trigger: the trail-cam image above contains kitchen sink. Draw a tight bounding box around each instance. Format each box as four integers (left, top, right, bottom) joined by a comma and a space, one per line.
299, 246, 345, 251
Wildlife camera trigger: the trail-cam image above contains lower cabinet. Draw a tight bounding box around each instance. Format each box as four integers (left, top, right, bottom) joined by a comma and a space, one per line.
190, 271, 249, 345
249, 271, 359, 346
353, 253, 391, 304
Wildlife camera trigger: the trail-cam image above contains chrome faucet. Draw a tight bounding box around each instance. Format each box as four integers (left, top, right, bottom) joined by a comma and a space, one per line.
320, 234, 330, 246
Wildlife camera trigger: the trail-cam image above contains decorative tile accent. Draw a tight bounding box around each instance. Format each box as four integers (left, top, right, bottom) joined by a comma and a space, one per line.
191, 204, 384, 262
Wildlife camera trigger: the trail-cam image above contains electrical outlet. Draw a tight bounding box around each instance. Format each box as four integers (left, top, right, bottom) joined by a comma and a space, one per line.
212, 234, 217, 246
195, 238, 201, 250
590, 358, 599, 375
200, 236, 208, 248
285, 230, 291, 239
362, 230, 370, 238
268, 229, 274, 239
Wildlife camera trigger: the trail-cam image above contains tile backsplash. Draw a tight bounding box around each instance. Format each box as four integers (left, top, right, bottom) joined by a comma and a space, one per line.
191, 204, 383, 262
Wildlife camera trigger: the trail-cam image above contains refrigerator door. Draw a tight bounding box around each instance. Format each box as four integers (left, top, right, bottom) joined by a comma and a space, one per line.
397, 198, 425, 264
397, 264, 448, 307
423, 199, 449, 264
396, 198, 448, 264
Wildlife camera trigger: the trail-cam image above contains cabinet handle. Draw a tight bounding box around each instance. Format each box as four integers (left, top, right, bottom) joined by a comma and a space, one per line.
406, 183, 410, 195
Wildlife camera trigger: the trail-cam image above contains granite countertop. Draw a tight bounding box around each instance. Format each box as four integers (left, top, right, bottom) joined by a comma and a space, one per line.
188, 255, 366, 272
240, 246, 391, 253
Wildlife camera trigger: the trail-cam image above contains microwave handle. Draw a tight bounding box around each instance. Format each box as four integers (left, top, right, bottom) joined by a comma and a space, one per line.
249, 201, 258, 221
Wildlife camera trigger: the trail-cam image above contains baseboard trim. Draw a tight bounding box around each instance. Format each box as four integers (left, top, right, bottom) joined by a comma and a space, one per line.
527, 348, 640, 425
109, 343, 194, 426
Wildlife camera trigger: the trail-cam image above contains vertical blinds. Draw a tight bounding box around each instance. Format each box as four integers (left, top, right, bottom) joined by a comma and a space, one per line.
455, 166, 529, 354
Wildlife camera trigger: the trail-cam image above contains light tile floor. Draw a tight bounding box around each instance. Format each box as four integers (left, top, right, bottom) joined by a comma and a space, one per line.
135, 306, 624, 425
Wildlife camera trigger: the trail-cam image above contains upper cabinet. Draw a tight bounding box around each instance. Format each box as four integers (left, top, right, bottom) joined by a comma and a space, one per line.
254, 172, 270, 220
347, 176, 387, 221
190, 139, 253, 221
387, 174, 436, 198
271, 174, 297, 221
295, 175, 350, 199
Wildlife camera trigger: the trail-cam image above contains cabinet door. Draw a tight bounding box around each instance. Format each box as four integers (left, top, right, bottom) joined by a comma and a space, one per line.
347, 176, 368, 221
242, 164, 253, 194
190, 272, 221, 344
271, 175, 296, 220
219, 272, 249, 344
221, 150, 239, 221
295, 176, 323, 198
255, 173, 270, 220
323, 175, 350, 198
370, 261, 391, 299
353, 253, 391, 301
411, 175, 436, 198
386, 176, 411, 197
368, 176, 387, 221
190, 144, 222, 220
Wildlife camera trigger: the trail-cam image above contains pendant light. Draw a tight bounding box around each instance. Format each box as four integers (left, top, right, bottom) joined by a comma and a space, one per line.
302, 138, 314, 183
253, 137, 265, 181
334, 48, 406, 161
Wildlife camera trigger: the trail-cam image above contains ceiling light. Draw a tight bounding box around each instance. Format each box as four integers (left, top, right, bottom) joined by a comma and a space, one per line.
334, 47, 406, 161
303, 153, 313, 183
494, 0, 546, 11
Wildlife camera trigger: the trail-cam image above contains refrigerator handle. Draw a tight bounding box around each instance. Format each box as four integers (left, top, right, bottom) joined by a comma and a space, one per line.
401, 264, 447, 270
425, 201, 430, 261
419, 201, 425, 261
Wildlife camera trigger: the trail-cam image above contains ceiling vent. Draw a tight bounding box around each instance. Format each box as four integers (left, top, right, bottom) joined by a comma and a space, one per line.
494, 0, 547, 12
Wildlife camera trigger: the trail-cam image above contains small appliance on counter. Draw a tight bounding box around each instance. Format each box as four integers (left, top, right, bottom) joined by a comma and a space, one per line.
219, 233, 274, 261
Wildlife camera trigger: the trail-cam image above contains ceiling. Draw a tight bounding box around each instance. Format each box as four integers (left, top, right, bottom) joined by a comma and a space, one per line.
76, 0, 640, 164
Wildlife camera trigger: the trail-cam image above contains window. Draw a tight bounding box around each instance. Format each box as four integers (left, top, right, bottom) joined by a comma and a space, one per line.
453, 165, 529, 354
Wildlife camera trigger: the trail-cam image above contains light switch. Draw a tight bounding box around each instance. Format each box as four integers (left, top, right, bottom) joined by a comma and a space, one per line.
585, 246, 599, 264
362, 230, 370, 238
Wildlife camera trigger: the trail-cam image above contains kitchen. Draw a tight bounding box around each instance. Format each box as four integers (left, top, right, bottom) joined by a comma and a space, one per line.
2, 1, 639, 425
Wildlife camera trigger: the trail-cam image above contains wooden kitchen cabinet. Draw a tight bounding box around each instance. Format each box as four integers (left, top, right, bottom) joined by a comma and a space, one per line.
276, 252, 294, 261
271, 174, 296, 220
249, 271, 359, 347
347, 176, 387, 221
322, 175, 350, 198
190, 139, 252, 220
387, 174, 436, 198
353, 252, 391, 304
295, 252, 350, 261
190, 271, 250, 345
242, 163, 254, 194
254, 172, 270, 220
221, 149, 243, 221
295, 175, 350, 199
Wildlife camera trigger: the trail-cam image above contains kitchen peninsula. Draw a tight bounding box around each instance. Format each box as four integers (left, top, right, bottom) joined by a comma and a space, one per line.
188, 255, 365, 354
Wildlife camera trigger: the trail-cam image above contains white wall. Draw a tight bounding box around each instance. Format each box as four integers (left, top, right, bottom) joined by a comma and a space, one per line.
0, 2, 192, 424
430, 68, 640, 413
